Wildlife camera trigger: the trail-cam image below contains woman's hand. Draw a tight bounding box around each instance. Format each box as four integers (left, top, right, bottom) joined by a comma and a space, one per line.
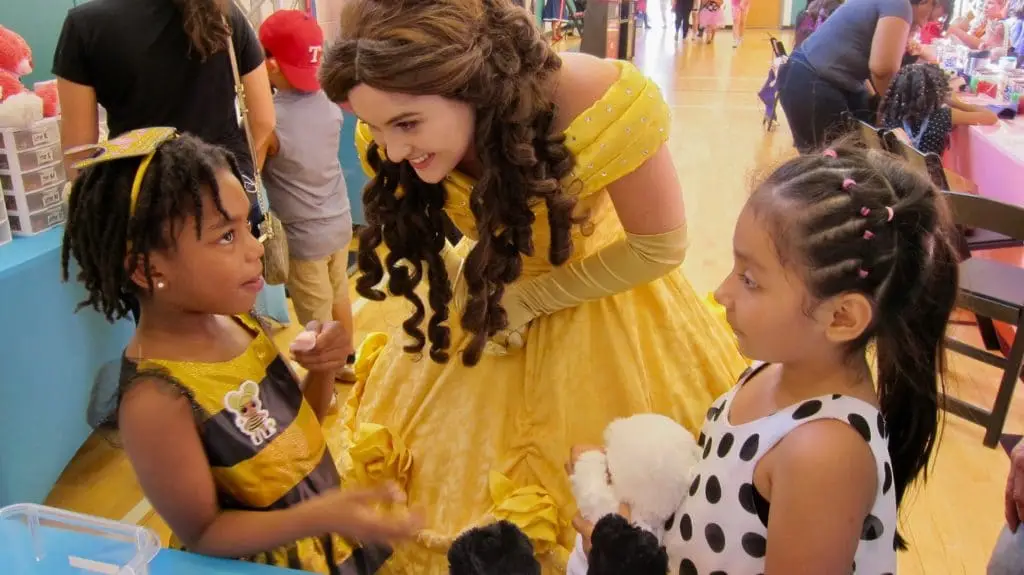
313, 483, 424, 543
291, 320, 354, 375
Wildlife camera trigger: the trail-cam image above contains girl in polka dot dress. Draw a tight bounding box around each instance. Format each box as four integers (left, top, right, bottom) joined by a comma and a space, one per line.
880, 63, 998, 157
661, 140, 959, 574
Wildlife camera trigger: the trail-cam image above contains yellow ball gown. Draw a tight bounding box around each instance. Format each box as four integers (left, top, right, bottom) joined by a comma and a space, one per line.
339, 60, 747, 574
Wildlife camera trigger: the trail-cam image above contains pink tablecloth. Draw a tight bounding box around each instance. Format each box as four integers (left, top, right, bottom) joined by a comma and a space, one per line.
944, 117, 1024, 207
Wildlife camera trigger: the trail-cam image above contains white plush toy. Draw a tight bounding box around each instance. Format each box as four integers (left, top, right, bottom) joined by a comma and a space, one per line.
567, 413, 702, 575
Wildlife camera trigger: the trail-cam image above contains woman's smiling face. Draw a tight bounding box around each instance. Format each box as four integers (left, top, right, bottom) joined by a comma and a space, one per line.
347, 84, 476, 184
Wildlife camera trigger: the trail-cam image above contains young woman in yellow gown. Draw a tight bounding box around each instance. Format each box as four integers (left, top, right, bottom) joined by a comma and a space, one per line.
319, 0, 747, 572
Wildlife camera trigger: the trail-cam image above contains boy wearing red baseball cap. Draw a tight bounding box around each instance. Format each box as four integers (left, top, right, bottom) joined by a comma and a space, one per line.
259, 10, 356, 383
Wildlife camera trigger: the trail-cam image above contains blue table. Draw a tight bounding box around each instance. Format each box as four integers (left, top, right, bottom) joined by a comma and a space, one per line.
0, 227, 134, 506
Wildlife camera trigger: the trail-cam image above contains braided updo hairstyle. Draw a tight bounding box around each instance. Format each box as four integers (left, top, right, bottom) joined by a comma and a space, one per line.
61, 135, 241, 322
319, 0, 577, 366
880, 63, 951, 129
750, 138, 959, 550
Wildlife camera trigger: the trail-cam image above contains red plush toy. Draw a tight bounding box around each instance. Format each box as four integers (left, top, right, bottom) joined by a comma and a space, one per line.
0, 24, 57, 128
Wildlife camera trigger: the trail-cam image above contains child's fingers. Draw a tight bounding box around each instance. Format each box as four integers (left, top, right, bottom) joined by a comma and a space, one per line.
345, 482, 406, 506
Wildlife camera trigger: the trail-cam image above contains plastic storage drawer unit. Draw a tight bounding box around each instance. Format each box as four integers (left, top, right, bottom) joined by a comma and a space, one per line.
9, 204, 66, 236
0, 143, 61, 174
0, 119, 60, 154
0, 163, 66, 195
0, 503, 160, 575
5, 182, 65, 214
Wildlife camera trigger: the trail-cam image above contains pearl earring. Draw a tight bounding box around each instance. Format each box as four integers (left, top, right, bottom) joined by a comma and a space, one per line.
157, 281, 166, 289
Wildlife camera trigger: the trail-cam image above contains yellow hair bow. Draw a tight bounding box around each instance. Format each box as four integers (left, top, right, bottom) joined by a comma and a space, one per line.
67, 127, 178, 217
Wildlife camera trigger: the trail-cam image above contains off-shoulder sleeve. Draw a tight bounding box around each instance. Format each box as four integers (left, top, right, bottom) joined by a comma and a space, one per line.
563, 62, 672, 197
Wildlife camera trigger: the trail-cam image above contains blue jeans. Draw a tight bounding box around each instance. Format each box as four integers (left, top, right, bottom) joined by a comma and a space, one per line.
777, 53, 873, 153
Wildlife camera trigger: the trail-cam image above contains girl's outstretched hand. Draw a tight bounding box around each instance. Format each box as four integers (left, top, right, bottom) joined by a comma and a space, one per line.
313, 483, 424, 543
572, 502, 632, 556
291, 320, 354, 375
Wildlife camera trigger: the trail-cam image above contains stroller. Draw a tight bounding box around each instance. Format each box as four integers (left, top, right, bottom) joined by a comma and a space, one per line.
757, 35, 788, 132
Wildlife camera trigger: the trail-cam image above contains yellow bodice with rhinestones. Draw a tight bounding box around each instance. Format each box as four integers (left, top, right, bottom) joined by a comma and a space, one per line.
354, 60, 671, 280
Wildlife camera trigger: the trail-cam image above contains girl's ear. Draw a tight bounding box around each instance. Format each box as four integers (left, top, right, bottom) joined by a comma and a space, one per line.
125, 252, 167, 292
819, 292, 875, 344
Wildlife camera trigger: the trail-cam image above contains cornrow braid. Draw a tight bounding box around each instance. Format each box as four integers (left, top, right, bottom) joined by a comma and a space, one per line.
61, 135, 242, 323
751, 136, 960, 551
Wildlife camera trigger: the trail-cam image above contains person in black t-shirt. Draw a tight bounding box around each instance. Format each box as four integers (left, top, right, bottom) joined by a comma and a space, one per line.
52, 0, 275, 188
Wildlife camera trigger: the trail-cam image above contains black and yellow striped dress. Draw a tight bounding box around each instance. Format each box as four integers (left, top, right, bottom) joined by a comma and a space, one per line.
120, 314, 390, 574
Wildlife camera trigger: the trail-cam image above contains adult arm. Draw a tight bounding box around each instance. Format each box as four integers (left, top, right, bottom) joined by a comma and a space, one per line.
230, 4, 275, 170
52, 12, 99, 179
869, 16, 912, 97
497, 56, 688, 337
763, 421, 878, 574
56, 79, 99, 180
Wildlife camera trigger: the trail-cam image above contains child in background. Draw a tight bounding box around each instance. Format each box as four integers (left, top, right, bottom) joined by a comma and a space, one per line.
697, 0, 724, 43
61, 130, 421, 573
575, 138, 959, 573
881, 63, 998, 156
259, 10, 358, 383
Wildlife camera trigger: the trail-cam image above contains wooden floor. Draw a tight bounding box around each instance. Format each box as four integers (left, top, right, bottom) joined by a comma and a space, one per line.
46, 28, 1022, 573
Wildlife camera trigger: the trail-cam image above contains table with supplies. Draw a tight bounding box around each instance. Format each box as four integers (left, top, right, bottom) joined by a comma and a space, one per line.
945, 105, 1024, 207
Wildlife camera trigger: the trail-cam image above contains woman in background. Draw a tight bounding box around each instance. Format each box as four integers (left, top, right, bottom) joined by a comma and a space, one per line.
53, 0, 283, 323
778, 0, 949, 153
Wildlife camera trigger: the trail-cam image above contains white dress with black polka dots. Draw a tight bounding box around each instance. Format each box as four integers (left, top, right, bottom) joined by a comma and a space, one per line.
663, 363, 898, 575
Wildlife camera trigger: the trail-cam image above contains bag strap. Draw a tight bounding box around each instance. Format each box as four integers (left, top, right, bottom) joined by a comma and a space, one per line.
224, 14, 274, 242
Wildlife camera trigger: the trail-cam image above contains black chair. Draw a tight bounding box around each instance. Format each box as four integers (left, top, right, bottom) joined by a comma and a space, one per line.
940, 191, 1024, 447
841, 112, 890, 151
888, 135, 1023, 253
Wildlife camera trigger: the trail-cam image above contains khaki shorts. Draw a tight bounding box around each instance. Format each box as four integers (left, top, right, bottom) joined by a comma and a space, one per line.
286, 248, 352, 327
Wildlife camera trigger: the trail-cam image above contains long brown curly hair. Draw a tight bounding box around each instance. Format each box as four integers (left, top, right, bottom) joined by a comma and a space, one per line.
320, 0, 578, 366
171, 0, 231, 61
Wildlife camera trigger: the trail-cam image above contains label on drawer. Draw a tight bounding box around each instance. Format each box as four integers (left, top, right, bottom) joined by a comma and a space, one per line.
39, 167, 59, 186
41, 189, 61, 207
47, 206, 66, 226
36, 147, 55, 165
31, 130, 48, 146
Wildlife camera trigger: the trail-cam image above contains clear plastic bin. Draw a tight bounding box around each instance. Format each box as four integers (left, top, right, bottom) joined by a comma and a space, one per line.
0, 163, 66, 195
10, 204, 65, 236
0, 503, 160, 575
0, 142, 61, 174
5, 182, 65, 214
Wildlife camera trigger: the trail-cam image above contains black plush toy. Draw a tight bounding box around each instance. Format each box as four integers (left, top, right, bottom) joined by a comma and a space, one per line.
447, 520, 541, 575
587, 514, 669, 575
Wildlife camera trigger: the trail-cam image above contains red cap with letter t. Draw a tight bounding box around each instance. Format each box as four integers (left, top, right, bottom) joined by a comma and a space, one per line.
258, 10, 325, 93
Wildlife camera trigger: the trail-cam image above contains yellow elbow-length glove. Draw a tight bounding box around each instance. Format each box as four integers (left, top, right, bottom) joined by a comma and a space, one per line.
490, 223, 689, 352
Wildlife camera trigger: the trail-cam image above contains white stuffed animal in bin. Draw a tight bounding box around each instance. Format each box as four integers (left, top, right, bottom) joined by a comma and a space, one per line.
568, 413, 701, 575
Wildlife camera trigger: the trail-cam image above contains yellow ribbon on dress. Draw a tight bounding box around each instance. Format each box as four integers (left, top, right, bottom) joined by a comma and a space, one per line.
347, 423, 413, 488
487, 471, 571, 565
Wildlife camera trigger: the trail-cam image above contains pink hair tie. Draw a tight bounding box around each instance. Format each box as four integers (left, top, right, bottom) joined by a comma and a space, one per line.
860, 207, 871, 216
885, 206, 895, 222
863, 230, 875, 240
823, 149, 838, 158
858, 268, 870, 279
842, 178, 856, 190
